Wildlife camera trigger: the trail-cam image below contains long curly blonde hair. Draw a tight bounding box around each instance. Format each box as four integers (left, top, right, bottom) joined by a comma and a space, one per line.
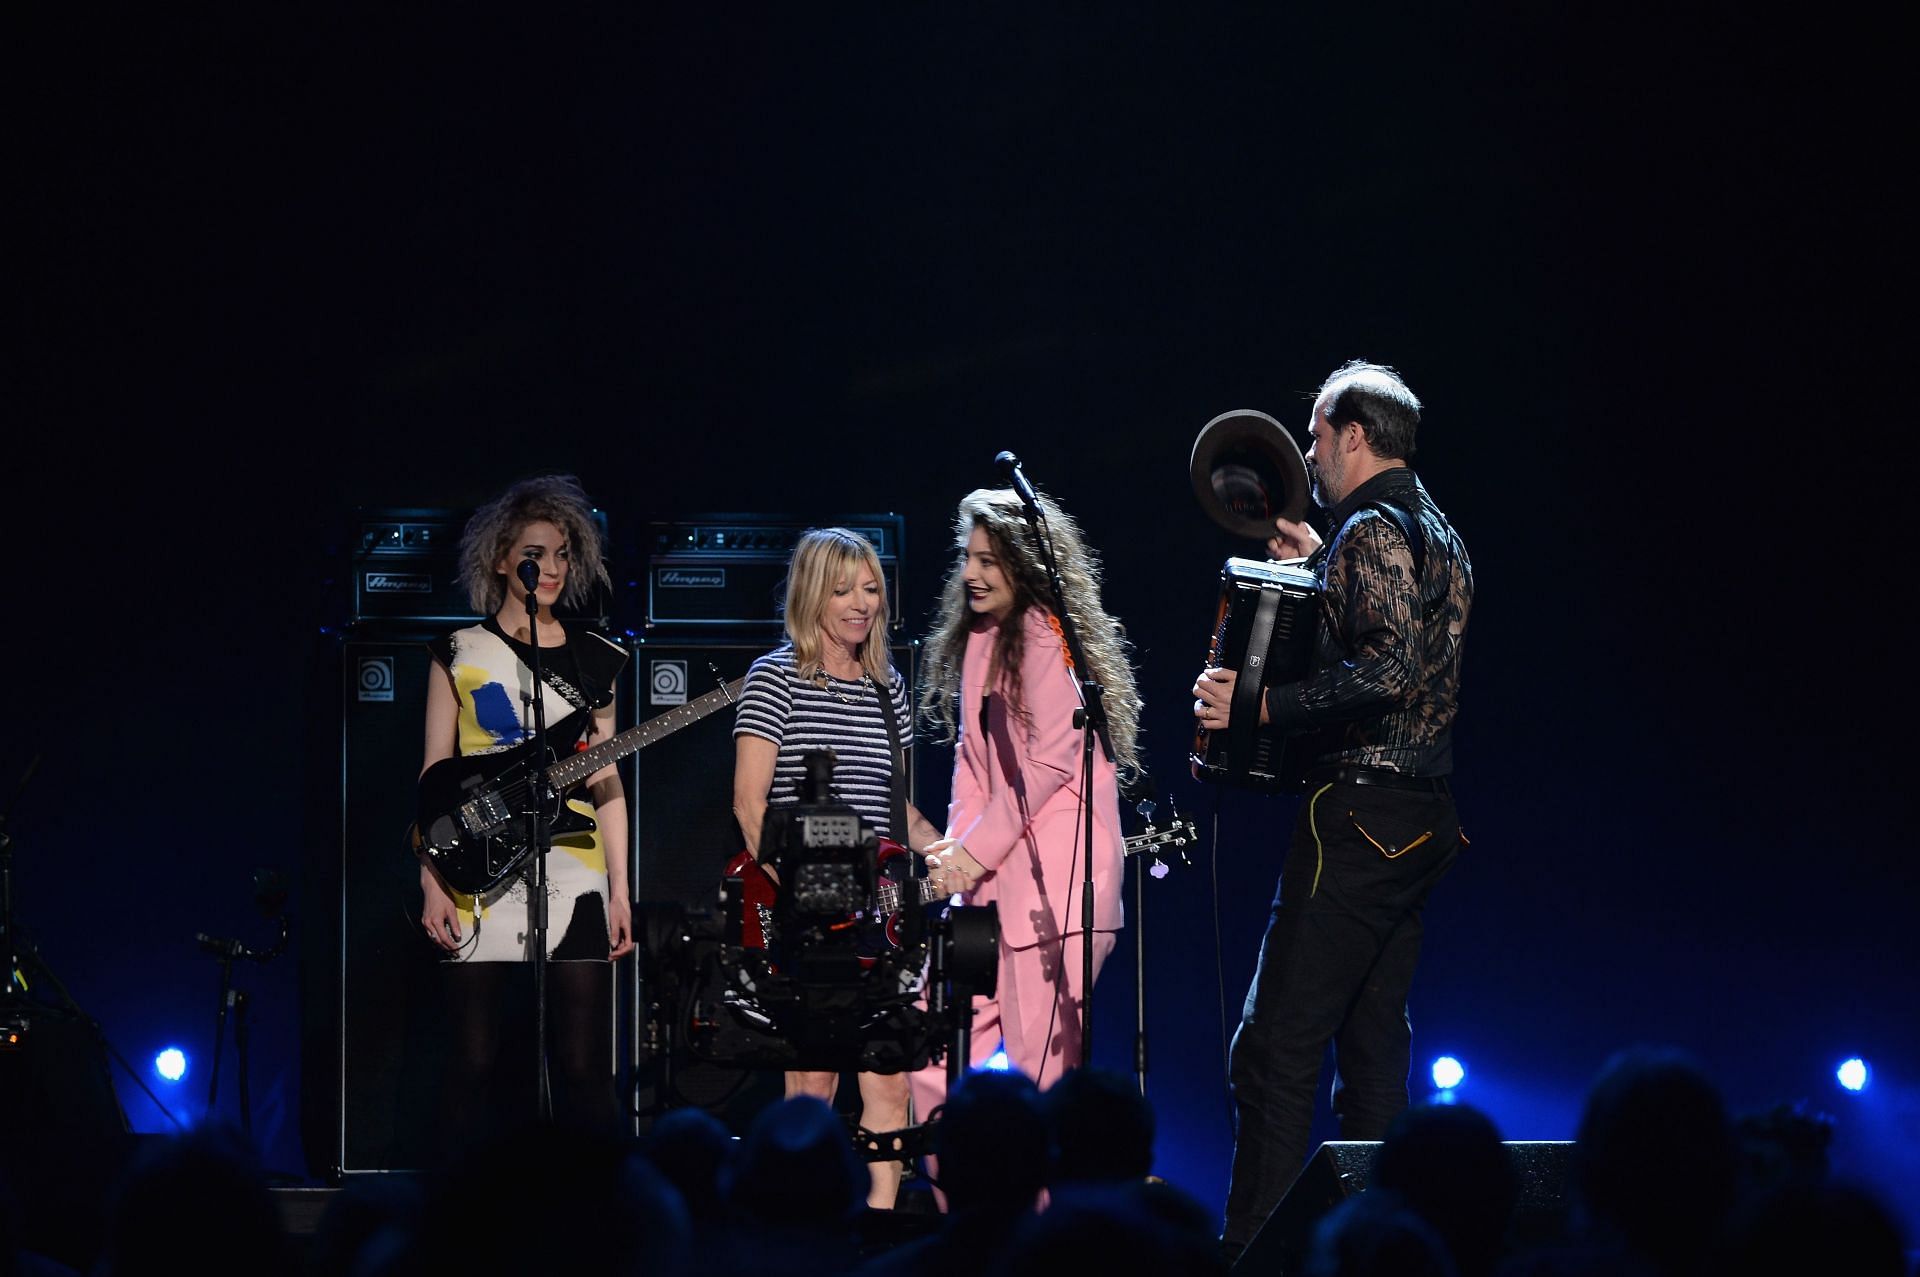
456, 474, 611, 615
918, 488, 1142, 775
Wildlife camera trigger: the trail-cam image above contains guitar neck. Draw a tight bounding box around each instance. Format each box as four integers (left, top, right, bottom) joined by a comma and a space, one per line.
874, 876, 944, 914
546, 678, 745, 790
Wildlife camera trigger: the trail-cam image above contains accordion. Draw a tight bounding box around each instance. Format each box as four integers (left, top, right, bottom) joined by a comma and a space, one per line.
1190, 557, 1322, 793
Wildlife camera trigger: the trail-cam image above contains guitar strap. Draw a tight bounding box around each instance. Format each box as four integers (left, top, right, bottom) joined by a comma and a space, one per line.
533, 662, 591, 715
527, 658, 591, 755
481, 616, 594, 715
875, 671, 911, 846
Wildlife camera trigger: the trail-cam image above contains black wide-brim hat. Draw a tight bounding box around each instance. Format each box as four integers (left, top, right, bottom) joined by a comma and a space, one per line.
1189, 408, 1310, 537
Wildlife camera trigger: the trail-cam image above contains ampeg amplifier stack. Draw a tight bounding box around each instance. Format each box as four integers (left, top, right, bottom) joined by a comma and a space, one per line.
313, 503, 617, 1174
624, 512, 910, 1133
349, 506, 613, 626
639, 514, 904, 629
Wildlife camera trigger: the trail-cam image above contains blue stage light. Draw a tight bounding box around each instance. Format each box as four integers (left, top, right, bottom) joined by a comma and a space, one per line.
1431, 1056, 1465, 1090
986, 1050, 1010, 1072
155, 1047, 189, 1083
1837, 1058, 1870, 1092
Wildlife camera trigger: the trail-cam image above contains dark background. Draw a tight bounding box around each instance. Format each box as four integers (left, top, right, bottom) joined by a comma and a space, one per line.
12, 1, 1914, 1242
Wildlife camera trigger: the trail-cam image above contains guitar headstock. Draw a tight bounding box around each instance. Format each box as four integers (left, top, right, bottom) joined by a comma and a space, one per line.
1122, 816, 1198, 861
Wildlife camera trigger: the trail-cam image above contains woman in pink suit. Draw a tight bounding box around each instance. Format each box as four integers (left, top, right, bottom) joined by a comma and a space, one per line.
913, 487, 1142, 1114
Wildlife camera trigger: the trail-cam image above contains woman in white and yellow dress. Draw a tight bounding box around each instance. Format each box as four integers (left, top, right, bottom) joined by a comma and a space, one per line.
417, 473, 633, 1135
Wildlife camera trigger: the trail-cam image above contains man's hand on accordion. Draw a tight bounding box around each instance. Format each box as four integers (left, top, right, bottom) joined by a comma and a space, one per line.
1193, 666, 1271, 730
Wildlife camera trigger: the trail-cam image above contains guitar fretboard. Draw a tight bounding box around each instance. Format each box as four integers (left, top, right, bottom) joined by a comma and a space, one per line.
874, 876, 945, 913
546, 678, 744, 790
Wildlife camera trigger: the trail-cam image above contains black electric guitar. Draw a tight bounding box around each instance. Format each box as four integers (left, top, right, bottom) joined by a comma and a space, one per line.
412, 678, 745, 896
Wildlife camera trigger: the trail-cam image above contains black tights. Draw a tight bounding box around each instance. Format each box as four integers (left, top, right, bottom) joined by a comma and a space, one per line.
438, 959, 617, 1139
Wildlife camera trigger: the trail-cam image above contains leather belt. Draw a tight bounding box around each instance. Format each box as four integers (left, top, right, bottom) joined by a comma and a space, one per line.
1304, 765, 1451, 795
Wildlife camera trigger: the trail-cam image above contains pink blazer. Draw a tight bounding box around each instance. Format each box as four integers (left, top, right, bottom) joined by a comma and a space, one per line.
948, 607, 1124, 949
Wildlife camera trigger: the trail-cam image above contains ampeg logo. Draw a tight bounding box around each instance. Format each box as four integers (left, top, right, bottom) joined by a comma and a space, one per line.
364, 572, 432, 593
657, 568, 725, 589
650, 661, 689, 706
358, 657, 396, 703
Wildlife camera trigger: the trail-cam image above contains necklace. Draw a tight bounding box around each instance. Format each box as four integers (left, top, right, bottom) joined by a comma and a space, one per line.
821, 669, 875, 705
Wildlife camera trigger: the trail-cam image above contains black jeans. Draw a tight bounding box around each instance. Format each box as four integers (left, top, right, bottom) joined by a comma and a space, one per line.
1221, 779, 1461, 1256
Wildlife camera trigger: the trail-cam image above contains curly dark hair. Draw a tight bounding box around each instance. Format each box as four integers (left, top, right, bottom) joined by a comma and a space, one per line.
456, 474, 611, 614
918, 488, 1142, 775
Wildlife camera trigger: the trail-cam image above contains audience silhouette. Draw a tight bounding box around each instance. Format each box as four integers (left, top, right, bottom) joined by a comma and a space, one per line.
1306, 1188, 1458, 1277
858, 1068, 1050, 1276
41, 1044, 1912, 1277
407, 1118, 688, 1277
714, 1095, 868, 1276
1371, 1100, 1517, 1277
1004, 1178, 1225, 1276
95, 1124, 294, 1277
642, 1105, 735, 1242
300, 1173, 423, 1277
1044, 1065, 1155, 1185
0, 1163, 79, 1277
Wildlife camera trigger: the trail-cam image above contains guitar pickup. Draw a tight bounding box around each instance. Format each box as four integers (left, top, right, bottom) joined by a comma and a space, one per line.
460, 791, 513, 835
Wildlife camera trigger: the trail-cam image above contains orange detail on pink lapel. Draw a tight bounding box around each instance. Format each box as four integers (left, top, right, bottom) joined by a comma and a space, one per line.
1046, 613, 1075, 670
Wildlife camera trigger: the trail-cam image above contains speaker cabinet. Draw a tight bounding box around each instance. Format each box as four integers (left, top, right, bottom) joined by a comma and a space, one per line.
306, 632, 619, 1174
1233, 1139, 1573, 1275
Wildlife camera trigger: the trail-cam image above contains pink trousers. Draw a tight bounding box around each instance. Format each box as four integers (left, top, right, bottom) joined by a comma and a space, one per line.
909, 929, 1118, 1120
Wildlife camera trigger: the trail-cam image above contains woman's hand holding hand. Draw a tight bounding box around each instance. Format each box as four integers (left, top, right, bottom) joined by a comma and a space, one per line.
922, 836, 987, 896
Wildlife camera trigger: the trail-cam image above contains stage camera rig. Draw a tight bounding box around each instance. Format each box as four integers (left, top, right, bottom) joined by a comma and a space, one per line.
649, 749, 998, 1086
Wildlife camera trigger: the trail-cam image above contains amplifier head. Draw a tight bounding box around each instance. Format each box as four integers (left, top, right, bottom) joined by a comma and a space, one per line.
639, 514, 904, 629
349, 506, 610, 627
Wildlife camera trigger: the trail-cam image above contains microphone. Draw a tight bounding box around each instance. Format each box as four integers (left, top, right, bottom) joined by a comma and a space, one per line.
516, 558, 542, 594
994, 450, 1041, 515
196, 932, 247, 959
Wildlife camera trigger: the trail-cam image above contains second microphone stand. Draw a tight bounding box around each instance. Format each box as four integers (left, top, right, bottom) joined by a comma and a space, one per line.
1008, 482, 1113, 1068
517, 564, 556, 1121
198, 913, 288, 1137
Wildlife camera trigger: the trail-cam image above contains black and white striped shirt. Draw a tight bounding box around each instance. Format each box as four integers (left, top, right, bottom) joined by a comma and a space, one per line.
733, 644, 910, 839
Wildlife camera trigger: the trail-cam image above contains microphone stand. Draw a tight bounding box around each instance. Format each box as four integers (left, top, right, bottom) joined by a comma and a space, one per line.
1121, 793, 1185, 1098
197, 916, 288, 1137
1131, 797, 1153, 1097
1002, 462, 1113, 1068
205, 940, 243, 1126
519, 566, 555, 1122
